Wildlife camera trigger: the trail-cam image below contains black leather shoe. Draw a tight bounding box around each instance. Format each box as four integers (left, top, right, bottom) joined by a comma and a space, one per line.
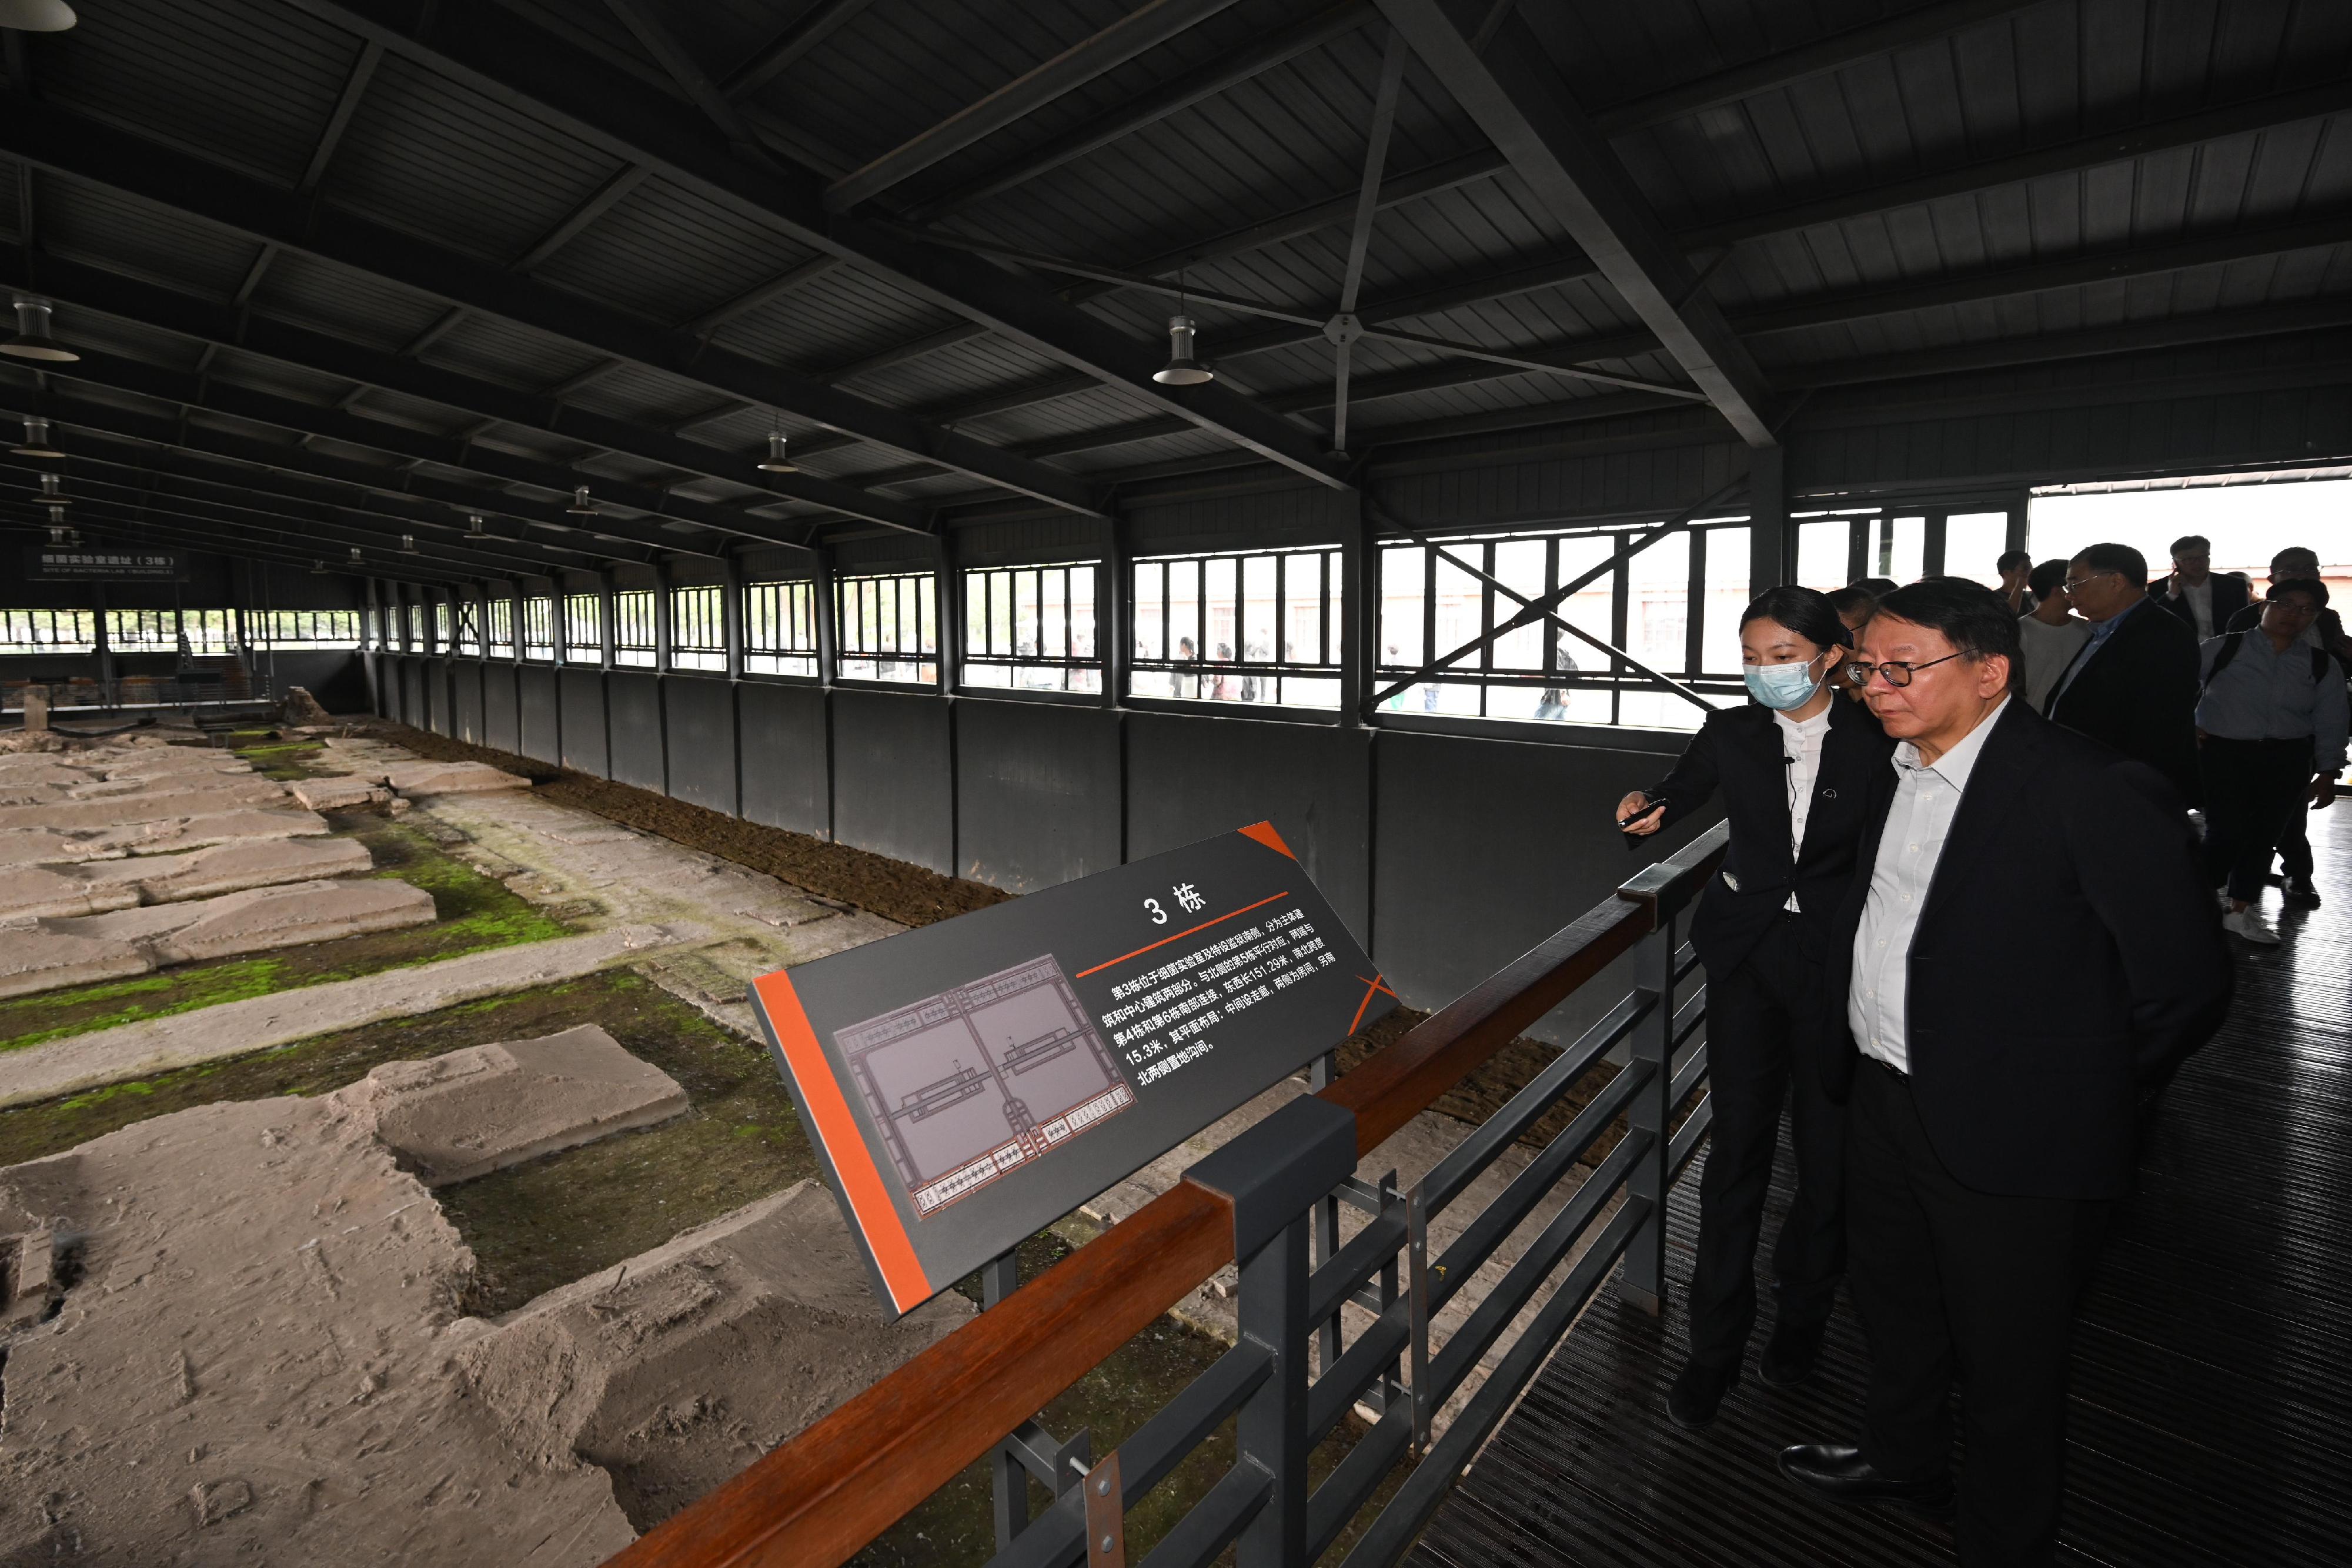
1759, 1316, 1828, 1387
1666, 1359, 1739, 1429
1778, 1444, 1954, 1514
2285, 875, 2321, 907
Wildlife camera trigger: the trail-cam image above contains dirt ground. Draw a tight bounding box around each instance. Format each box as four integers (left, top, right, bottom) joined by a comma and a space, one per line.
372, 722, 1013, 928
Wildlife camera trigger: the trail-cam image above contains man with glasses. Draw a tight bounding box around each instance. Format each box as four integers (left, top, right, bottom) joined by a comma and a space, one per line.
1778, 579, 2229, 1568
2043, 543, 2201, 803
2223, 547, 2352, 907
2199, 580, 2346, 945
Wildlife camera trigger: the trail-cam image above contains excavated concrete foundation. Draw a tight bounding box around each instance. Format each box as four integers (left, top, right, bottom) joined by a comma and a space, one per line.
455, 1181, 974, 1529
0, 879, 437, 998
329, 1024, 690, 1185
0, 835, 374, 919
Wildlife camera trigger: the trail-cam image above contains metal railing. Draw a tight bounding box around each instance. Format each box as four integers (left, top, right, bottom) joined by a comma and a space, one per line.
609, 820, 1729, 1568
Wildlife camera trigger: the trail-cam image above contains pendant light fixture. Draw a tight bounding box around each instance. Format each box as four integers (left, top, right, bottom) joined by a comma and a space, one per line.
38, 472, 68, 506
566, 484, 597, 515
1, 296, 77, 362
1154, 271, 1214, 386
400, 534, 418, 553
0, 1, 76, 31
467, 514, 487, 536
757, 427, 797, 473
348, 546, 363, 564
12, 416, 63, 457
45, 517, 74, 546
1154, 315, 1213, 386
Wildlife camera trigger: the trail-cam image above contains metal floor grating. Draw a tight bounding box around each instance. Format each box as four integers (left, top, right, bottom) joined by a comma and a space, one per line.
1408, 807, 2352, 1568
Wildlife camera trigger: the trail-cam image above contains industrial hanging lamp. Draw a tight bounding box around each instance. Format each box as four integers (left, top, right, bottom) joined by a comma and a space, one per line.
348, 546, 363, 564
757, 427, 797, 473
1, 296, 77, 362
1153, 272, 1214, 386
12, 416, 63, 457
0, 1, 76, 33
566, 484, 597, 515
467, 513, 487, 536
36, 472, 69, 506
400, 534, 418, 553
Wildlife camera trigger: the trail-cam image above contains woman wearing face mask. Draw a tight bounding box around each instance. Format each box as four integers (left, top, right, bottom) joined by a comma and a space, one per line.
1613, 586, 1895, 1432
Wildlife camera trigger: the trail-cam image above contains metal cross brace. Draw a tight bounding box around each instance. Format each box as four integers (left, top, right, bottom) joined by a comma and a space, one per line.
1361, 476, 1748, 712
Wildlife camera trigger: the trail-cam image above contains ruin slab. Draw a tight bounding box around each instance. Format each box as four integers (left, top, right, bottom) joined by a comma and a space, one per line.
86, 833, 376, 902
0, 863, 145, 920
292, 774, 393, 810
328, 1024, 689, 1185
0, 778, 291, 832
0, 927, 151, 999
125, 807, 332, 855
384, 760, 531, 796
456, 1181, 974, 1529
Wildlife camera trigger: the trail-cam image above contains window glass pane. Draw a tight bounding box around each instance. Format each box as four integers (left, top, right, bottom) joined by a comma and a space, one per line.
1943, 512, 2009, 588
1130, 547, 1341, 708
1379, 546, 1424, 670
1490, 539, 1545, 674
523, 597, 556, 661
564, 593, 602, 664
1873, 516, 1926, 584
1626, 531, 1689, 672
1548, 535, 1617, 727
1698, 526, 1750, 675
1796, 518, 1855, 591
834, 571, 937, 684
668, 586, 725, 671
957, 563, 1100, 693
485, 599, 514, 657
1, 609, 96, 653
743, 580, 816, 677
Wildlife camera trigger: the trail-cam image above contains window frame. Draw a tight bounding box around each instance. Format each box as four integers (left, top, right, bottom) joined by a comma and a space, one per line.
0, 607, 97, 654
563, 591, 603, 666
743, 577, 819, 680
667, 583, 727, 673
958, 559, 1102, 697
612, 589, 657, 668
1125, 544, 1347, 713
831, 569, 939, 687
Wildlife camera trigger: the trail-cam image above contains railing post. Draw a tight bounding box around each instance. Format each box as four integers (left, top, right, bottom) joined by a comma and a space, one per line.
1185, 1095, 1360, 1568
1620, 907, 1678, 1316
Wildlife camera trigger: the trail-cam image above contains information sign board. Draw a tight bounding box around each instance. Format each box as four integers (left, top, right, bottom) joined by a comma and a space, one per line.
751, 821, 1396, 1319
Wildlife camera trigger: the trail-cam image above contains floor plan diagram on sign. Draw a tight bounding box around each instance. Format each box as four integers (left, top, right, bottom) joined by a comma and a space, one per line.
837, 955, 1132, 1216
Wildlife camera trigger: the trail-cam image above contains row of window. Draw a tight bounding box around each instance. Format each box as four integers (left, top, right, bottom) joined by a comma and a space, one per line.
0, 608, 362, 656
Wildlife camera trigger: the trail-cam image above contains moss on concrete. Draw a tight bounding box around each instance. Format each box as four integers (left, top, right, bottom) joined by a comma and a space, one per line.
0, 817, 572, 1053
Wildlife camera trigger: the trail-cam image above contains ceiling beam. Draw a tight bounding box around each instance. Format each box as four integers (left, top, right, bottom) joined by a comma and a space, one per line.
275, 0, 1348, 493
300, 39, 383, 193
918, 0, 1374, 220
0, 382, 670, 565
9, 514, 468, 587
0, 99, 1094, 520
5, 491, 480, 584
1589, 0, 2040, 134
0, 245, 914, 537
826, 0, 1244, 212
723, 0, 879, 102
512, 163, 649, 270
1377, 0, 1778, 446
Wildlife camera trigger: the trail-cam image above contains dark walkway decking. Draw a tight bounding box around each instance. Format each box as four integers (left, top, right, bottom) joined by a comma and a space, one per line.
1414, 808, 2350, 1568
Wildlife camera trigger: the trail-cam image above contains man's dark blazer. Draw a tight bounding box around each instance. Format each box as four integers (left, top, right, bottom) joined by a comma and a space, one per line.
2147, 571, 2251, 634
1823, 700, 2231, 1200
2042, 597, 2201, 803
1643, 696, 1895, 982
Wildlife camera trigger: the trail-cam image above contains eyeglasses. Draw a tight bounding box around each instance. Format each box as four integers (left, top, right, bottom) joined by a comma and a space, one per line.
2266, 599, 2321, 617
1843, 651, 1968, 688
2059, 570, 2117, 595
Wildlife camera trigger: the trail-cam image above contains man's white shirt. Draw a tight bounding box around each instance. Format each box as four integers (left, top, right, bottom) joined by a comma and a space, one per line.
1774, 704, 1832, 912
2174, 576, 2215, 638
1849, 698, 2010, 1074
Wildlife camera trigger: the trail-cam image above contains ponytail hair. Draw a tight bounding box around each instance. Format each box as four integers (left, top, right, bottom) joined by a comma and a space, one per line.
1738, 585, 1851, 654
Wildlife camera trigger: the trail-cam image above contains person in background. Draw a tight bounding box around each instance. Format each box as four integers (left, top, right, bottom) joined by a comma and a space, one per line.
1534, 633, 1580, 720
1997, 549, 2036, 615
2198, 579, 2347, 946
2223, 546, 2352, 906
2150, 534, 2250, 641
1856, 577, 1900, 599
2043, 543, 2201, 803
2016, 559, 2090, 712
1826, 587, 1878, 703
1616, 587, 1892, 1429
1778, 579, 2230, 1568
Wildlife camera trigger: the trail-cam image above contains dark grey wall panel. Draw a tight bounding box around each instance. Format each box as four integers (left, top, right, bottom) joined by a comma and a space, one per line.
276, 651, 366, 715
560, 668, 609, 778
517, 665, 561, 765
1124, 714, 1372, 943
426, 658, 453, 735
399, 660, 425, 731
832, 688, 953, 874
607, 671, 666, 793
451, 662, 483, 744
738, 681, 827, 836
482, 663, 519, 754
664, 676, 738, 814
1371, 730, 1722, 1046
956, 700, 1120, 891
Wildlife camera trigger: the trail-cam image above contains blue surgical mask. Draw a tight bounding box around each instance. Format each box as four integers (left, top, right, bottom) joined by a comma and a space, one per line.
1744, 655, 1825, 711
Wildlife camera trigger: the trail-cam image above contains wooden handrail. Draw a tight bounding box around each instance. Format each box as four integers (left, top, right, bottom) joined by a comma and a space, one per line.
607, 821, 1729, 1568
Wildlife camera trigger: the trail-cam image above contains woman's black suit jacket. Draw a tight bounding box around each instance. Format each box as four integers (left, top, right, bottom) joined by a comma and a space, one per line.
1642, 696, 1896, 983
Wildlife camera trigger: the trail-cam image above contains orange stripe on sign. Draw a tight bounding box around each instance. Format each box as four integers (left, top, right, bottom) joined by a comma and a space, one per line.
1075, 890, 1292, 979
752, 970, 930, 1313
1237, 820, 1297, 858
1348, 972, 1396, 1037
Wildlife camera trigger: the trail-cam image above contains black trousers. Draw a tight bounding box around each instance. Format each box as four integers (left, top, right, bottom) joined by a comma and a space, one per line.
1685, 914, 1845, 1368
2275, 793, 2314, 879
2200, 737, 2314, 902
1848, 1060, 2113, 1568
